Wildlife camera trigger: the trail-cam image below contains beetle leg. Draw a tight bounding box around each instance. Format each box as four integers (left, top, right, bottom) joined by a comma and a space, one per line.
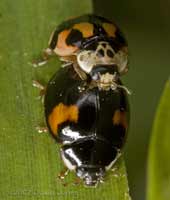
61, 61, 73, 68
60, 55, 87, 80
32, 80, 45, 90
60, 55, 76, 62
58, 168, 70, 180
32, 48, 54, 67
32, 80, 46, 103
110, 150, 122, 173
73, 63, 87, 80
35, 126, 48, 133
59, 55, 75, 68
105, 149, 122, 172
73, 177, 81, 186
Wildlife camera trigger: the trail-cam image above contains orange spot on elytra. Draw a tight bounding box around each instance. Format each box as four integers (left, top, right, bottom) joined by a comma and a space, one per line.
48, 103, 79, 135
73, 22, 94, 38
112, 110, 128, 129
54, 29, 78, 56
102, 23, 116, 37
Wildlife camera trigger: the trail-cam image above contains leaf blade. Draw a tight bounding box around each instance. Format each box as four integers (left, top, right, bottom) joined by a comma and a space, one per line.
147, 80, 170, 200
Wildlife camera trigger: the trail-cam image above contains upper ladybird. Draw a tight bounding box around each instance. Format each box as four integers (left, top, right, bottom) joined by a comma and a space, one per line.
47, 14, 128, 76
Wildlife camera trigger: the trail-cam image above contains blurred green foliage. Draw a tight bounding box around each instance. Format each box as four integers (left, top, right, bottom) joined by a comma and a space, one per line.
147, 80, 170, 200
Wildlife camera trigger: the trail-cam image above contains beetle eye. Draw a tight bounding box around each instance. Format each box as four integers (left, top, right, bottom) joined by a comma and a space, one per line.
89, 64, 118, 80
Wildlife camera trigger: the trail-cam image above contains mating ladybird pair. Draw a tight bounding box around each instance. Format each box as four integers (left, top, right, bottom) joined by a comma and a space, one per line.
34, 14, 130, 187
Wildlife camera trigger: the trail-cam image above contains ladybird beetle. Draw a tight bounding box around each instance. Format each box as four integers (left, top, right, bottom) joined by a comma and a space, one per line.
34, 14, 130, 187
34, 14, 128, 79
44, 63, 129, 187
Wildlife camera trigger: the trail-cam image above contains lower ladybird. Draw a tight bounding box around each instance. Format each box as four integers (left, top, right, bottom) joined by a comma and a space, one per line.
34, 64, 129, 187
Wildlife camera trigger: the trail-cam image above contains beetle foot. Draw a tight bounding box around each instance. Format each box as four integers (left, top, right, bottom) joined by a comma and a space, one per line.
32, 80, 46, 102
58, 168, 69, 180
73, 177, 81, 186
32, 48, 54, 67
35, 126, 48, 133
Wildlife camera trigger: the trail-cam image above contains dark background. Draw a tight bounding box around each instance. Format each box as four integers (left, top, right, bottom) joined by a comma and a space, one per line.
93, 0, 170, 199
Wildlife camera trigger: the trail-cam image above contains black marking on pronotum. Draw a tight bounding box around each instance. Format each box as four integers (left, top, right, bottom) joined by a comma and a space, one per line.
66, 29, 83, 47
97, 49, 105, 57
107, 49, 114, 58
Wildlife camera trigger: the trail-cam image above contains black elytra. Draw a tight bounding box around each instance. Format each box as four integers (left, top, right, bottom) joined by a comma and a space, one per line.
44, 65, 129, 187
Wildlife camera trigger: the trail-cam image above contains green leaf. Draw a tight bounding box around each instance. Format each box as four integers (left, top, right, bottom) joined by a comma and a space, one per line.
147, 80, 170, 200
0, 0, 130, 199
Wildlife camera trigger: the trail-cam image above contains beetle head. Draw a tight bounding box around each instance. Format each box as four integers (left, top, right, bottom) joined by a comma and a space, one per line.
76, 166, 105, 187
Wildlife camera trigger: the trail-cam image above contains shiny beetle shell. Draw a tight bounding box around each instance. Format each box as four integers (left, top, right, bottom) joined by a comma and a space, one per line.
48, 14, 127, 56
44, 65, 129, 187
48, 14, 128, 76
